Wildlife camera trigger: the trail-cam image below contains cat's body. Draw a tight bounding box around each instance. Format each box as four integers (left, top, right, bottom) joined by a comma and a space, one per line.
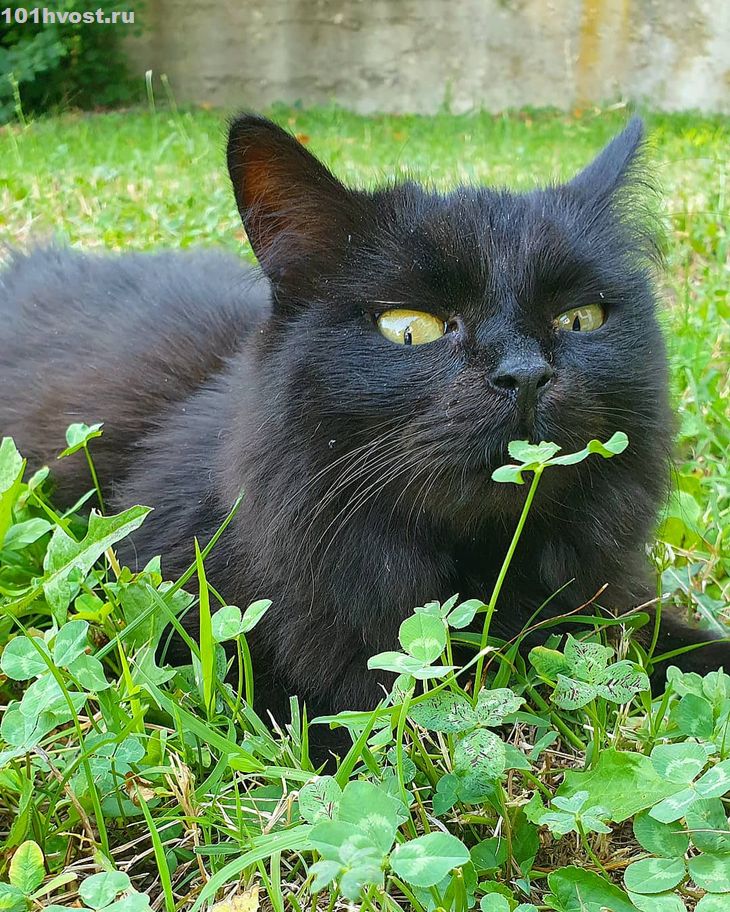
0, 247, 270, 505
1, 116, 726, 732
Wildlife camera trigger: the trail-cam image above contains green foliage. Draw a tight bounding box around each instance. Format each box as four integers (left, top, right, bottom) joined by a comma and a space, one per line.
0, 2, 142, 123
58, 422, 103, 457
491, 431, 628, 485
536, 791, 612, 837
390, 832, 470, 887
304, 779, 463, 899
0, 419, 727, 911
368, 598, 462, 679
649, 744, 730, 823
530, 635, 649, 710
544, 866, 636, 911
0, 840, 75, 910
0, 429, 726, 911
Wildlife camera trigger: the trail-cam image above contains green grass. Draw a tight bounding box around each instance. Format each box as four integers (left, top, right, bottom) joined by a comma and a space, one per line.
0, 105, 728, 912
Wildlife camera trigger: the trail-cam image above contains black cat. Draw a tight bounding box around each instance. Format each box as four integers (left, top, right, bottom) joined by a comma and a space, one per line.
1, 115, 725, 729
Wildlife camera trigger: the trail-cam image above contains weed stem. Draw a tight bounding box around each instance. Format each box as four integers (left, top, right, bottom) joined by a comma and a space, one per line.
474, 466, 543, 699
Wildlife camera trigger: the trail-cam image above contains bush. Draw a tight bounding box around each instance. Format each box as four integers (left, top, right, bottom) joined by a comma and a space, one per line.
0, 1, 142, 122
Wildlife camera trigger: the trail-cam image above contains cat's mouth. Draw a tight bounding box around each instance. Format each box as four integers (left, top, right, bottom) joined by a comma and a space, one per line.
498, 395, 552, 450
516, 410, 542, 445
473, 407, 585, 477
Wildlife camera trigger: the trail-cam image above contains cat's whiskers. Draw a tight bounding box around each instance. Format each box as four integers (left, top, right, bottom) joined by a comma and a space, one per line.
407, 452, 449, 539
309, 435, 443, 575
294, 423, 420, 533
298, 455, 424, 606
274, 419, 436, 593
312, 433, 437, 544
346, 434, 452, 548
255, 420, 410, 586
255, 416, 406, 541
381, 440, 449, 542
311, 454, 438, 602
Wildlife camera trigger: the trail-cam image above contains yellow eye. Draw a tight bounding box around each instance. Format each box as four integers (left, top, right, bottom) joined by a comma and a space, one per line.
554, 304, 605, 333
376, 309, 446, 346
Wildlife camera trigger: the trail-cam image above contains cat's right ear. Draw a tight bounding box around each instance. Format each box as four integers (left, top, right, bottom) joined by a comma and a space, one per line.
566, 117, 645, 206
227, 114, 361, 288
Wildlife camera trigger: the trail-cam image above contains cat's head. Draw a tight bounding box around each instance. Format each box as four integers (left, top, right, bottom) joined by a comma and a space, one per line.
226, 115, 671, 527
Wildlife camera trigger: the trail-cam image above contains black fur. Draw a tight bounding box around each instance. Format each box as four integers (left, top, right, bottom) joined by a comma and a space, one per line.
1, 116, 726, 732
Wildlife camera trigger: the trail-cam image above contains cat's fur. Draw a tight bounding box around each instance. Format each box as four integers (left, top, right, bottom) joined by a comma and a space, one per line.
1, 115, 726, 731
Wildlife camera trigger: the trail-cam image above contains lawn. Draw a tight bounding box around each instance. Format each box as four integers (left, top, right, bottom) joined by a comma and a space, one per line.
0, 105, 728, 912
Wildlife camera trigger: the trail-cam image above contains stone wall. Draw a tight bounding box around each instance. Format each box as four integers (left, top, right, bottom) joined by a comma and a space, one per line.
126, 0, 730, 114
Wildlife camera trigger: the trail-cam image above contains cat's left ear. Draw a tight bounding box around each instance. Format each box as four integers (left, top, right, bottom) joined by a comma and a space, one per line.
227, 114, 363, 289
566, 117, 645, 203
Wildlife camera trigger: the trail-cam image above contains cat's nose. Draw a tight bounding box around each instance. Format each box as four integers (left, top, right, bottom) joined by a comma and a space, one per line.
490, 356, 554, 402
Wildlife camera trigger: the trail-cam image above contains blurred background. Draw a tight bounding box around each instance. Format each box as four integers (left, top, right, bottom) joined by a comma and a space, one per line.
130, 0, 730, 114
1, 0, 729, 122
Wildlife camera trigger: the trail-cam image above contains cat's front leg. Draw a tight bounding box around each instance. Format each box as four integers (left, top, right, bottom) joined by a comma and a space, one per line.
266, 640, 392, 766
652, 609, 730, 678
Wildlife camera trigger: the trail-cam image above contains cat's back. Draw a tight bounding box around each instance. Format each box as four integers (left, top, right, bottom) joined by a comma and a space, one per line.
0, 246, 270, 502
0, 244, 269, 332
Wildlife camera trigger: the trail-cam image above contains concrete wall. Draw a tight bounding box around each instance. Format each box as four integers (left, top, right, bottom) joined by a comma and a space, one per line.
127, 0, 730, 114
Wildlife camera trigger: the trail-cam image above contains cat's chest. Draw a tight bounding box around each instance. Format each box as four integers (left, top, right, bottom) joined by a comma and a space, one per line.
449, 532, 581, 603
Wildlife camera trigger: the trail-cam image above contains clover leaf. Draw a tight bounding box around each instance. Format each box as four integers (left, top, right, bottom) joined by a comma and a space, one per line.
530, 635, 649, 710
58, 422, 104, 458
492, 431, 628, 485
